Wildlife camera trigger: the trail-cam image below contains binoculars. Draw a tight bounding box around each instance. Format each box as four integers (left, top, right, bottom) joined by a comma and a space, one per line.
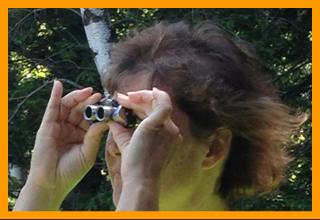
83, 94, 139, 128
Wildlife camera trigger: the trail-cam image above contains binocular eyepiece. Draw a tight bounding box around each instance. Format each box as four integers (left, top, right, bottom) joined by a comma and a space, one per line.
83, 95, 139, 128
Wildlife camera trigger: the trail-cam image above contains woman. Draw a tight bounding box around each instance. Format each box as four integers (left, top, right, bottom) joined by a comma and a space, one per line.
13, 21, 305, 211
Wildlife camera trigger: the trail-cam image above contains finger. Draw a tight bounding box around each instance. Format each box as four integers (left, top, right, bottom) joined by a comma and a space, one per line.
106, 130, 113, 147
105, 131, 121, 157
67, 93, 102, 125
79, 119, 90, 131
127, 90, 154, 104
116, 92, 151, 119
108, 121, 132, 153
60, 87, 93, 121
70, 127, 86, 144
105, 141, 122, 206
43, 80, 63, 123
115, 93, 133, 109
141, 88, 173, 127
82, 122, 109, 167
127, 90, 156, 116
127, 88, 172, 127
60, 123, 86, 146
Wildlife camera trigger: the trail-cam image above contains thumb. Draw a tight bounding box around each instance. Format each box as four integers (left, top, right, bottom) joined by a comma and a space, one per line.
43, 80, 63, 123
82, 122, 109, 167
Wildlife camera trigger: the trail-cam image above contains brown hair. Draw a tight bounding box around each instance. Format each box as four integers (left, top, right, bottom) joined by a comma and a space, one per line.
102, 21, 306, 201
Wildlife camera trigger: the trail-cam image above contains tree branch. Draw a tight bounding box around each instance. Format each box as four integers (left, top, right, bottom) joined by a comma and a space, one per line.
9, 9, 44, 35
274, 59, 311, 82
110, 18, 140, 29
9, 78, 84, 123
9, 8, 81, 36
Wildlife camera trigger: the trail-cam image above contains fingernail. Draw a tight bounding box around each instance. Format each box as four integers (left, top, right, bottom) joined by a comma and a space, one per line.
83, 87, 93, 92
117, 92, 127, 100
80, 87, 93, 95
53, 79, 60, 89
127, 91, 136, 96
114, 91, 118, 99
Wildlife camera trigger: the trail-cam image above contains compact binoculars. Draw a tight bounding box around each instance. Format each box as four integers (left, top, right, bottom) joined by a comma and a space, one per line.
83, 94, 139, 128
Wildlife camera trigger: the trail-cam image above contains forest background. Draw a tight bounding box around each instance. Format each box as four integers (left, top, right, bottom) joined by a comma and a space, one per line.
8, 8, 312, 211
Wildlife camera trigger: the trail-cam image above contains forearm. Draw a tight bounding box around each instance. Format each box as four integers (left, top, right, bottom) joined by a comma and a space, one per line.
13, 181, 64, 211
116, 178, 160, 211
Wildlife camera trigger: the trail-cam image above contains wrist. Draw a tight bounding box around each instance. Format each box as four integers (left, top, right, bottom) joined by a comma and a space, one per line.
14, 180, 64, 210
123, 173, 160, 185
117, 177, 160, 211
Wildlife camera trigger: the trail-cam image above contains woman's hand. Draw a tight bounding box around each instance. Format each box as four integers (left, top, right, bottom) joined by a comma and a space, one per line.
106, 88, 182, 210
14, 80, 108, 210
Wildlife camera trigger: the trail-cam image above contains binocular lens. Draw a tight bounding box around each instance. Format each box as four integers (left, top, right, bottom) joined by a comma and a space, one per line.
84, 105, 98, 120
84, 102, 138, 128
96, 107, 105, 121
96, 106, 115, 122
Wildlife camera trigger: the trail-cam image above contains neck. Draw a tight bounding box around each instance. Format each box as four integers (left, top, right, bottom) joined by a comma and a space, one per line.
159, 162, 229, 211
180, 187, 229, 211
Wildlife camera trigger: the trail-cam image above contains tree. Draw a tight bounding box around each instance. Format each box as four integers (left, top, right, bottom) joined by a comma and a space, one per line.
80, 8, 111, 80
8, 8, 311, 211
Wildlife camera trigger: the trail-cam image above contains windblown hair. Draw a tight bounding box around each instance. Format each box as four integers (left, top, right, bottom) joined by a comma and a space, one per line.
102, 21, 306, 201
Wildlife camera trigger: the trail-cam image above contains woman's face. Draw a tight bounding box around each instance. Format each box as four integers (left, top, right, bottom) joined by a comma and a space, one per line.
104, 73, 209, 208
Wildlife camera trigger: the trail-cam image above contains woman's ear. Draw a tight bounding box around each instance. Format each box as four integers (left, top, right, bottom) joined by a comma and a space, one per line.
201, 128, 232, 170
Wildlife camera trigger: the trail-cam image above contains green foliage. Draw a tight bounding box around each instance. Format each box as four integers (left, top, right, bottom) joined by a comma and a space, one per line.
8, 8, 311, 211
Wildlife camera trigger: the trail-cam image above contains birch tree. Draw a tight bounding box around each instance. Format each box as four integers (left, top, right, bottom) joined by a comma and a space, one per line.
8, 8, 311, 211
80, 8, 111, 93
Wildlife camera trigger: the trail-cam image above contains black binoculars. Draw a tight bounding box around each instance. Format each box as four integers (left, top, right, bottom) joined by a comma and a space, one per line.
83, 94, 139, 128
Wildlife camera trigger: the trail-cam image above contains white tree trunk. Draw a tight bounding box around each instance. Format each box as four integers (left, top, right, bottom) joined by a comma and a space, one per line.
9, 163, 23, 183
80, 8, 111, 87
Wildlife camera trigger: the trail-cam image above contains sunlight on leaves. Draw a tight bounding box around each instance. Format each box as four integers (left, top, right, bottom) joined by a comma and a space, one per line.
37, 22, 53, 37
308, 31, 312, 42
10, 51, 51, 84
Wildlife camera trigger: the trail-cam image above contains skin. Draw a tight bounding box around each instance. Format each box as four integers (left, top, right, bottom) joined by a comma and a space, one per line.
14, 80, 109, 210
105, 73, 232, 210
14, 76, 232, 211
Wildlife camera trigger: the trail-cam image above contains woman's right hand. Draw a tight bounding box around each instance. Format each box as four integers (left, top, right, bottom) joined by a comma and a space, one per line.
14, 80, 108, 210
